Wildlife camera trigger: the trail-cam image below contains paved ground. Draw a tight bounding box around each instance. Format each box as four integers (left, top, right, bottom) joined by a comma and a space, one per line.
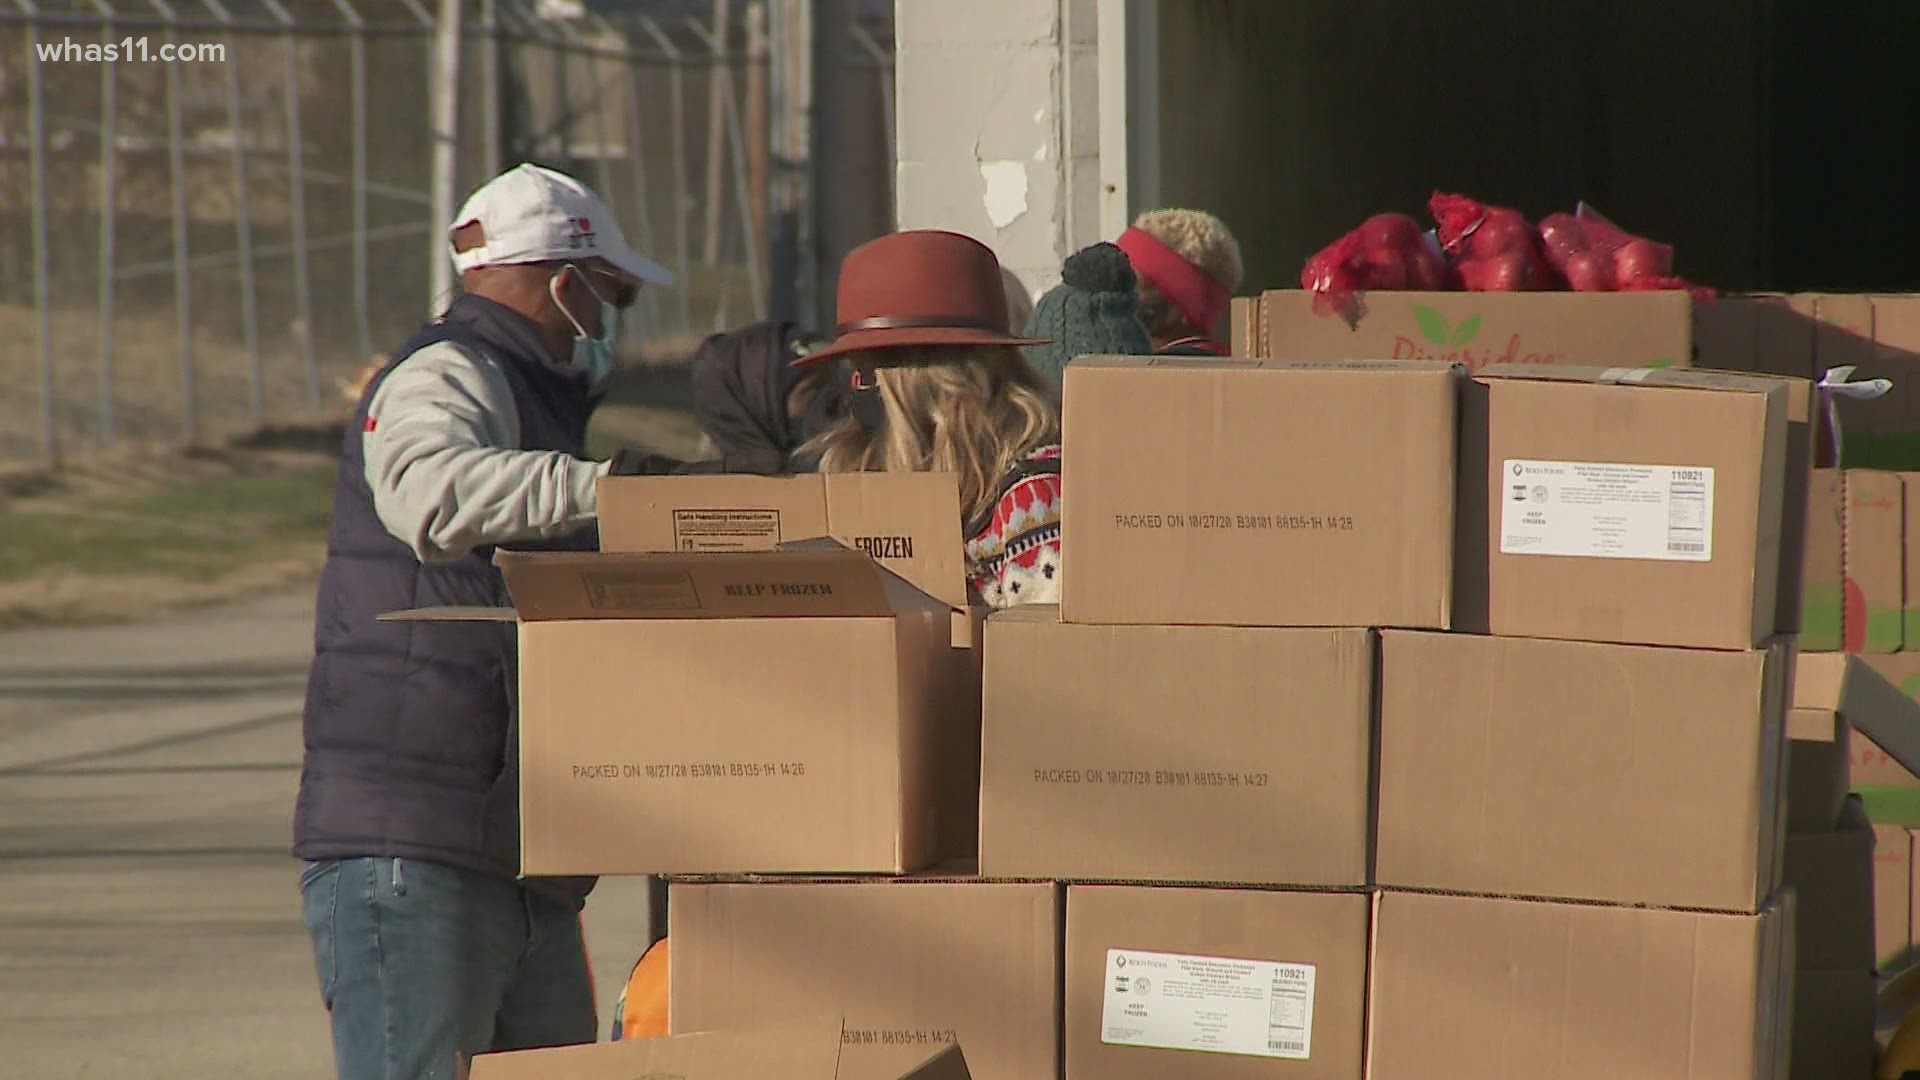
0, 591, 656, 1079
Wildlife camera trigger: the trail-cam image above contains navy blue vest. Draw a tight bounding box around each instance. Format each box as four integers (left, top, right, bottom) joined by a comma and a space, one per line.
293, 294, 598, 905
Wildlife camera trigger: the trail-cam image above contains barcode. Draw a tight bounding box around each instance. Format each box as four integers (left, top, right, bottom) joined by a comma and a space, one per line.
1668, 541, 1705, 553
1269, 1038, 1305, 1053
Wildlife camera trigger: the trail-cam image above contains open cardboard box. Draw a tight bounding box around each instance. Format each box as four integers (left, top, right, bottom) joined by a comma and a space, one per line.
598, 472, 979, 647
382, 543, 967, 876
464, 1022, 969, 1079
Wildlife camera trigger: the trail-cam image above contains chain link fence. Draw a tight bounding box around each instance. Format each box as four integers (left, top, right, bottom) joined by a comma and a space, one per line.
0, 0, 894, 463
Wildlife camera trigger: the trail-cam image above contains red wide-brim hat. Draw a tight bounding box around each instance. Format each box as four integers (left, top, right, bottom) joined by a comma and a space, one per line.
797, 230, 1053, 366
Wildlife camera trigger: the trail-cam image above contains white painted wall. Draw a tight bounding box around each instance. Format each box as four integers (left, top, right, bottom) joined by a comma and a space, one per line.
893, 0, 1108, 308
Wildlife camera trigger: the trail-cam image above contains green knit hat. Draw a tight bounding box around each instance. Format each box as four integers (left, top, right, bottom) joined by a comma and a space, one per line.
1021, 242, 1153, 389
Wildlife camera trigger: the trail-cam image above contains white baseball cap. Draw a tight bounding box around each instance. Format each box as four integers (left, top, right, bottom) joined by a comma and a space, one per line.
448, 163, 675, 288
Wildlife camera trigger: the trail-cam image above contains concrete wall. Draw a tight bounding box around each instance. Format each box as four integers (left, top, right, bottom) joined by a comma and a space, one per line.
893, 0, 1103, 307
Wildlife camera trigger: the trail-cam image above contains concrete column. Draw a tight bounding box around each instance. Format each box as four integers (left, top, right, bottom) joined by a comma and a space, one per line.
893, 0, 1106, 304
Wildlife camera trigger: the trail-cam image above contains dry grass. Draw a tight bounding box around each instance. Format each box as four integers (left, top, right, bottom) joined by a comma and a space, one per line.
0, 302, 712, 627
0, 440, 337, 628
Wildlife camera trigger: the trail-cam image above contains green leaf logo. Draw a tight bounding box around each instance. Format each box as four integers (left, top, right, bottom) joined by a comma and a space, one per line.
1412, 303, 1451, 345
1647, 356, 1678, 369
1450, 314, 1482, 346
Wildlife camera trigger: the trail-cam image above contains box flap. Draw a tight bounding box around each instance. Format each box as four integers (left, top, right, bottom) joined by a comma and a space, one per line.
897, 1044, 971, 1080
494, 548, 896, 620
377, 606, 517, 623
1786, 707, 1840, 743
467, 1021, 844, 1078
597, 472, 970, 613
1067, 354, 1455, 375
775, 537, 952, 618
821, 472, 969, 611
1478, 364, 1788, 395
1798, 653, 1920, 777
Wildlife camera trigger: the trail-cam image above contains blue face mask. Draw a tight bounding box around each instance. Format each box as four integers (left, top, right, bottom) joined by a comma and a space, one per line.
549, 266, 617, 388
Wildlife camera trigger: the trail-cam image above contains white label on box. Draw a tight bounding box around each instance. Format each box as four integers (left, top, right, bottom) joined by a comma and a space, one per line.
1499, 460, 1713, 562
1100, 948, 1314, 1060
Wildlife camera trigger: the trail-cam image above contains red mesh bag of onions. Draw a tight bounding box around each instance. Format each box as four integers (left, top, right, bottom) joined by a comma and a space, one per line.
1539, 203, 1712, 297
1427, 191, 1557, 292
1300, 212, 1448, 316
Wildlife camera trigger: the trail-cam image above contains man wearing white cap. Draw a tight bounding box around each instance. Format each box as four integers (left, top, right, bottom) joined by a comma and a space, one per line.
292, 164, 729, 1080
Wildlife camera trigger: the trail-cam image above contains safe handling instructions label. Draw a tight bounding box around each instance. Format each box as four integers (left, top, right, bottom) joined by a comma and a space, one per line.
1500, 459, 1713, 562
1101, 948, 1314, 1060
672, 508, 782, 551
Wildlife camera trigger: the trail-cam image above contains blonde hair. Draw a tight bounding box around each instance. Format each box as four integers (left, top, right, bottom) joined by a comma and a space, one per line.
1132, 207, 1244, 337
804, 345, 1059, 528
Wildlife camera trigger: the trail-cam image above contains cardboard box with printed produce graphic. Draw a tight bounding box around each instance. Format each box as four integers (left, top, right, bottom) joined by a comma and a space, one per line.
1251, 289, 1695, 372
1845, 470, 1905, 653
1802, 469, 1845, 652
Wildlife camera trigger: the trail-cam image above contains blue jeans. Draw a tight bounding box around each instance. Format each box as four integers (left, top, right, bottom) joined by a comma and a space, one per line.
299, 857, 596, 1080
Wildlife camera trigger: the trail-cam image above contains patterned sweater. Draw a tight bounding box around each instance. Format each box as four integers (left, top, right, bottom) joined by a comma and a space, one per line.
964, 445, 1063, 609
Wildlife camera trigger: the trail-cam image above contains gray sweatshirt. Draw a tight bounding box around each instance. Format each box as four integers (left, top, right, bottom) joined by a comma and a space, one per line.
362, 340, 610, 564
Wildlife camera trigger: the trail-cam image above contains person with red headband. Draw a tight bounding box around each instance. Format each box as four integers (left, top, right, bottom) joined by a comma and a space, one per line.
1115, 208, 1245, 356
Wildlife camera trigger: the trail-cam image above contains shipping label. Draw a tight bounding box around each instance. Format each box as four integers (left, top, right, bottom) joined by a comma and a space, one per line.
1101, 948, 1314, 1060
1500, 459, 1713, 562
672, 508, 781, 551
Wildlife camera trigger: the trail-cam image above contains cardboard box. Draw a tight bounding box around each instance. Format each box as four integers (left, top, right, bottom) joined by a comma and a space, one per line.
467, 1024, 971, 1080
1228, 295, 1262, 357
1853, 731, 1920, 788
1782, 797, 1874, 971
1905, 473, 1920, 648
1690, 293, 1820, 384
598, 473, 969, 612
387, 547, 958, 876
1377, 630, 1787, 912
1815, 653, 1920, 791
1821, 294, 1920, 468
1255, 288, 1696, 371
1845, 470, 1905, 652
669, 878, 1061, 1080
1366, 890, 1793, 1080
1874, 825, 1915, 969
1691, 297, 1820, 641
1802, 469, 1845, 652
1062, 355, 1457, 629
1065, 885, 1366, 1079
1460, 367, 1790, 649
1863, 653, 1920, 701
1773, 378, 1817, 641
979, 610, 1371, 886
1790, 970, 1874, 1080
1794, 653, 1920, 823
1787, 707, 1850, 833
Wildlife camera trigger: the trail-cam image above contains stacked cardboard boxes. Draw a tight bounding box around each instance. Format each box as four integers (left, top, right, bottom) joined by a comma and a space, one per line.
389, 475, 999, 1079
1369, 367, 1798, 1080
411, 310, 1898, 1075
980, 355, 1458, 1078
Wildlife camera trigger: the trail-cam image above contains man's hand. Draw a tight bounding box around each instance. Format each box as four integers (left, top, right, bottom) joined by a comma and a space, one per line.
607, 448, 788, 476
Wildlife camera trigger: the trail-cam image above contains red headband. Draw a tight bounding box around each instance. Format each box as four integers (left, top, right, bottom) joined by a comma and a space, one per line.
1117, 226, 1230, 351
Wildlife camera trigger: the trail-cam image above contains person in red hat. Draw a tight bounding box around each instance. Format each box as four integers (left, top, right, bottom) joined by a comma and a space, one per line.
1115, 208, 1245, 356
796, 229, 1064, 608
